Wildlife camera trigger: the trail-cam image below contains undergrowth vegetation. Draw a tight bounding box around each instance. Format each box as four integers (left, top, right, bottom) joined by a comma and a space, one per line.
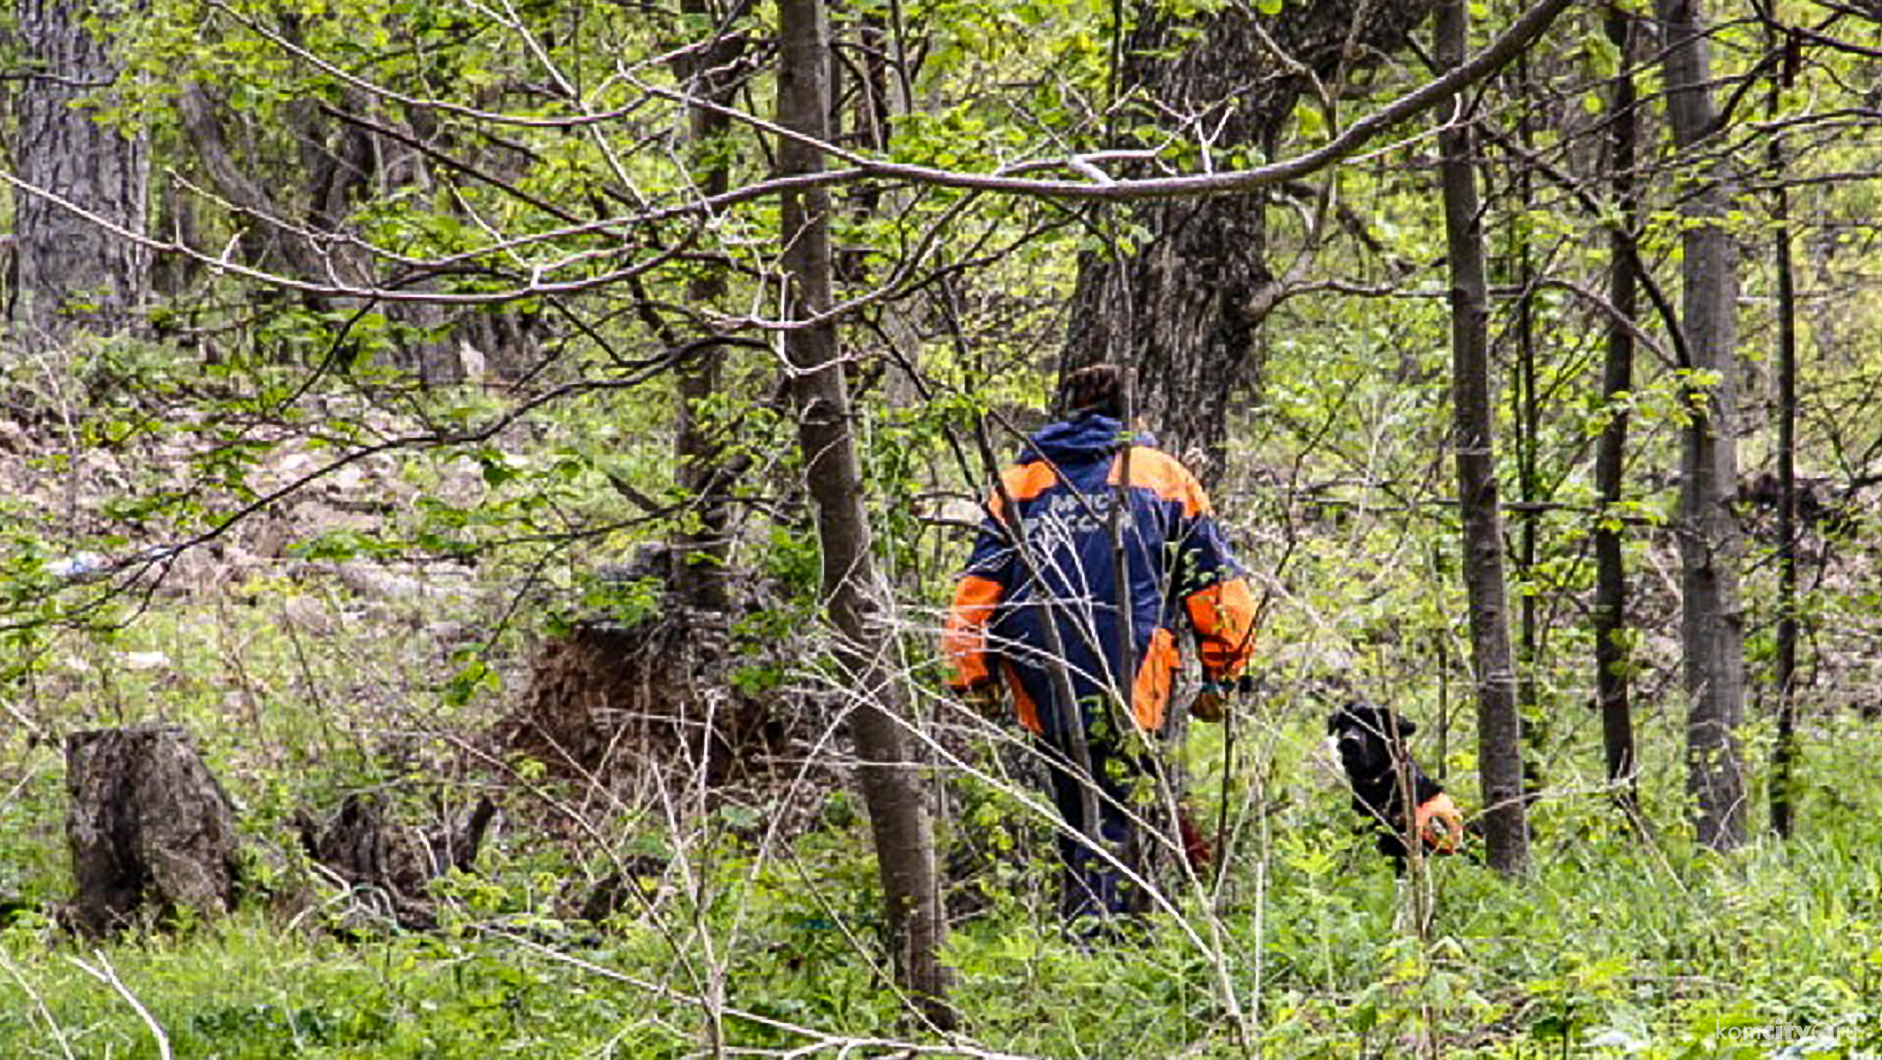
6, 299, 1881, 1057
5, 474, 1882, 1057
5, 299, 1882, 1056
7, 728, 1882, 1057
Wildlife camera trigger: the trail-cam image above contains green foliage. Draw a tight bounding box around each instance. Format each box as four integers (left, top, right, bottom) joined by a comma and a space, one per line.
12, 714, 1882, 1056
0, 913, 696, 1058
7, 0, 1882, 1053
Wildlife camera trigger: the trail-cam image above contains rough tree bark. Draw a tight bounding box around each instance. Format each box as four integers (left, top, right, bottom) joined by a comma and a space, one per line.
1062, 0, 1435, 479
65, 725, 239, 936
1437, 0, 1529, 875
1655, 0, 1747, 851
1594, 3, 1640, 812
776, 0, 952, 1027
12, 0, 149, 344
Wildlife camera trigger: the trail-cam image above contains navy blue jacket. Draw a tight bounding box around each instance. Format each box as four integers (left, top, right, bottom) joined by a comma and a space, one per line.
944, 413, 1256, 736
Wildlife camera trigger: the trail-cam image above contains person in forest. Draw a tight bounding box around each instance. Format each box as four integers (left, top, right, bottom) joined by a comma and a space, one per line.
941, 364, 1258, 924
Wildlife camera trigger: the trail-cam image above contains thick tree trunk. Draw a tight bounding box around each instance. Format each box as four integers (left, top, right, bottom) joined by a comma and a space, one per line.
776, 0, 952, 1027
12, 0, 148, 343
1655, 0, 1747, 851
670, 339, 734, 613
1437, 0, 1528, 876
64, 725, 239, 936
1062, 0, 1434, 478
1594, 4, 1640, 812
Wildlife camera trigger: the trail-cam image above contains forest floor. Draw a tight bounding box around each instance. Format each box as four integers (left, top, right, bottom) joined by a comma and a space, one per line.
5, 402, 1882, 1058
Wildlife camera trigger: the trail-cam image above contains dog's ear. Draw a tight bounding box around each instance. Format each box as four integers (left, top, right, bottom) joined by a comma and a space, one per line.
1392, 713, 1418, 738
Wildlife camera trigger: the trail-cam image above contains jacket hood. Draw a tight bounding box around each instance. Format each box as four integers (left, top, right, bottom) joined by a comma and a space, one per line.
1018, 412, 1152, 464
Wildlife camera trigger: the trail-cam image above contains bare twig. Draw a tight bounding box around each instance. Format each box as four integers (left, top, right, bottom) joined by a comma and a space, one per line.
0, 948, 78, 1060
68, 951, 172, 1060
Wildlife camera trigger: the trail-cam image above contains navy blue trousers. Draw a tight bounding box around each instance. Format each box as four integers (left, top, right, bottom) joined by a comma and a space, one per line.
1040, 734, 1148, 921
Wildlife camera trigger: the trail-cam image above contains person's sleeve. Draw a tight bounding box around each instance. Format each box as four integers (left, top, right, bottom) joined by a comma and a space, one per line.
942, 503, 1013, 691
1405, 751, 1462, 853
1172, 470, 1258, 681
1414, 792, 1463, 853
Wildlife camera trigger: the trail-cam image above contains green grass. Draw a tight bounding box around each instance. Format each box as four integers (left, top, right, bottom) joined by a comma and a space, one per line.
7, 716, 1882, 1058
1, 913, 701, 1058
7, 556, 1882, 1058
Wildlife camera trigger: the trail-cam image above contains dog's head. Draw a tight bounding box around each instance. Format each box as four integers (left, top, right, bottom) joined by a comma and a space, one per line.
1326, 701, 1416, 783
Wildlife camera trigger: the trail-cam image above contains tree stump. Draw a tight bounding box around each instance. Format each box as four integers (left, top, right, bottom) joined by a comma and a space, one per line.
64, 724, 240, 936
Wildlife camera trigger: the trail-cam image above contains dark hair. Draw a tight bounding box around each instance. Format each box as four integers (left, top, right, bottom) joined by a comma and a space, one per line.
1056, 363, 1131, 420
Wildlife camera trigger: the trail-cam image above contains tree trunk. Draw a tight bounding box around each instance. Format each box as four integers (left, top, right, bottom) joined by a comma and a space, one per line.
776, 0, 952, 1027
668, 4, 746, 614
175, 81, 480, 384
1509, 52, 1545, 800
1061, 0, 1435, 479
64, 724, 239, 937
1594, 3, 1640, 812
1655, 0, 1747, 851
1768, 52, 1800, 839
1437, 0, 1528, 876
12, 0, 148, 344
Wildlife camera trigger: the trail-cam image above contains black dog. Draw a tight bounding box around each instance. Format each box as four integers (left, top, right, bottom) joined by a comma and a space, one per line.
1327, 702, 1459, 868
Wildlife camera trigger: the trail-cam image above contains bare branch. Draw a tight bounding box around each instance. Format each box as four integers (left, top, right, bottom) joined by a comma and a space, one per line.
640, 0, 1574, 201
